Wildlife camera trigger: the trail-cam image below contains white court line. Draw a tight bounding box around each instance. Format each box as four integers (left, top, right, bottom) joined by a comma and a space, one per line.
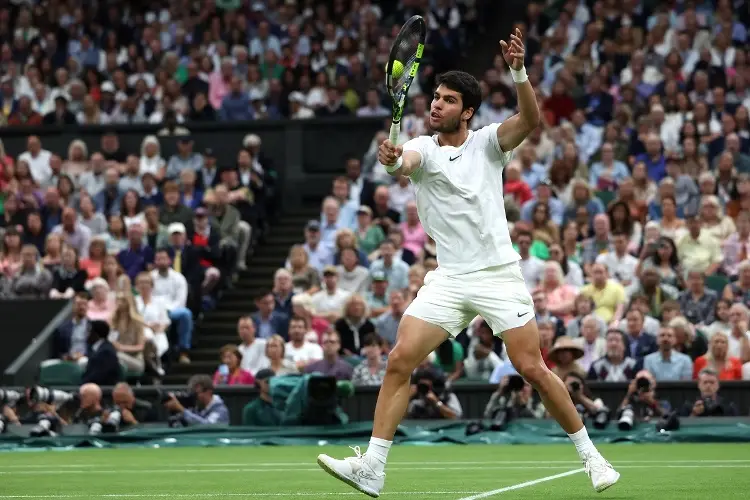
0, 493, 478, 499
456, 469, 585, 500
0, 459, 747, 469
1, 464, 748, 475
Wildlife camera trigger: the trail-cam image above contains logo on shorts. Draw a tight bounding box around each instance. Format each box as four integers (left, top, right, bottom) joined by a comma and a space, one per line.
517, 312, 530, 318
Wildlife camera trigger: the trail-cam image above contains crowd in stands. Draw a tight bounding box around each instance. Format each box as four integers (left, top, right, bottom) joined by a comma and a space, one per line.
0, 0, 749, 421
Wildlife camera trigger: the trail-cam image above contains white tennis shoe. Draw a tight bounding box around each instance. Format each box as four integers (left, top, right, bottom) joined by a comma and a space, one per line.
316, 446, 385, 498
583, 452, 620, 492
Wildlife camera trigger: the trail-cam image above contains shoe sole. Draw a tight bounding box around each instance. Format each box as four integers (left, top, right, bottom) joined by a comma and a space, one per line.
316, 455, 380, 498
595, 471, 621, 493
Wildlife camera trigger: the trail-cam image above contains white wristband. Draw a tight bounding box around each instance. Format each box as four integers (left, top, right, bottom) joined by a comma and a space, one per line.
385, 156, 403, 173
510, 66, 528, 84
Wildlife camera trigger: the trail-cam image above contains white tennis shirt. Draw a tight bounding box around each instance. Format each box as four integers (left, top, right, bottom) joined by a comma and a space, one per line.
402, 123, 520, 276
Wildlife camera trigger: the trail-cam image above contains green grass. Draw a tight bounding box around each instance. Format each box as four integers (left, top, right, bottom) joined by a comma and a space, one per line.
0, 443, 749, 498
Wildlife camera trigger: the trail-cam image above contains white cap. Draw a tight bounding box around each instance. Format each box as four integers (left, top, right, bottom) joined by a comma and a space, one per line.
168, 222, 186, 234
101, 81, 115, 93
288, 91, 305, 103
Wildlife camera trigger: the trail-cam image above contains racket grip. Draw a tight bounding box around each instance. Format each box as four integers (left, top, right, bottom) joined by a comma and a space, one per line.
389, 121, 401, 145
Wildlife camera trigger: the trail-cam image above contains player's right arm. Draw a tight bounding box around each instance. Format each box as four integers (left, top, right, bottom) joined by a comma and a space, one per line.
378, 139, 422, 177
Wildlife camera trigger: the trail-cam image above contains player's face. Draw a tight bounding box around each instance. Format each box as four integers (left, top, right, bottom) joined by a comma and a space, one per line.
430, 85, 465, 133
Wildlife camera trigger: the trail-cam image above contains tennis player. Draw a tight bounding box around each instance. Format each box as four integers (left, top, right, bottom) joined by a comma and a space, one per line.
317, 29, 620, 497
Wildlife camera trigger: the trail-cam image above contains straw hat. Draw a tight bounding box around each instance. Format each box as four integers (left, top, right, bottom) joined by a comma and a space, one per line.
547, 336, 584, 364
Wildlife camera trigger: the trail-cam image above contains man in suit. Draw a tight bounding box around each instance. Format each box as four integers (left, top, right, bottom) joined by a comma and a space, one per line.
81, 320, 121, 386
623, 308, 658, 364
252, 290, 290, 340
573, 315, 608, 373
166, 223, 210, 315
346, 156, 375, 209
53, 292, 90, 360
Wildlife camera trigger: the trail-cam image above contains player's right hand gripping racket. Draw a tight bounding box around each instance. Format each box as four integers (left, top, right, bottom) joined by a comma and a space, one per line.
386, 15, 427, 145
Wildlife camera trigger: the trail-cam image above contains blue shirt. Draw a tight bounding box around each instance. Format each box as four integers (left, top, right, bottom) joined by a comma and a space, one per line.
369, 258, 409, 292
219, 93, 254, 121
520, 197, 565, 226
635, 153, 667, 182
643, 350, 693, 381
302, 242, 334, 274
589, 161, 631, 191
117, 245, 155, 281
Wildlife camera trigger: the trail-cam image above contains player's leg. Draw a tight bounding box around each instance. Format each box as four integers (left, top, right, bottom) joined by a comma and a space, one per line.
317, 275, 470, 497
471, 264, 620, 492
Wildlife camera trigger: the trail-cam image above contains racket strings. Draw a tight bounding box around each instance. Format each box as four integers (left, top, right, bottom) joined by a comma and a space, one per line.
390, 27, 422, 96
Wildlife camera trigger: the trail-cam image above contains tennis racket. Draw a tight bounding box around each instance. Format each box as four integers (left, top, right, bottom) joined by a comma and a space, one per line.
385, 15, 427, 145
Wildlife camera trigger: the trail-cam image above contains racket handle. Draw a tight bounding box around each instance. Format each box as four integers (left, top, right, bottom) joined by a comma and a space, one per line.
389, 121, 401, 145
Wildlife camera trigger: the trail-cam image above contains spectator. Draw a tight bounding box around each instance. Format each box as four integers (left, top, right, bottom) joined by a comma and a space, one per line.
365, 271, 390, 318
86, 278, 114, 322
271, 268, 295, 318
677, 215, 722, 275
626, 266, 679, 319
287, 244, 320, 294
332, 229, 369, 268
643, 327, 693, 381
295, 220, 334, 274
262, 334, 298, 376
334, 294, 376, 356
567, 295, 605, 339
159, 181, 193, 229
8, 245, 53, 299
117, 223, 154, 282
133, 272, 170, 373
535, 261, 578, 325
242, 369, 281, 426
220, 76, 253, 121
337, 247, 370, 295
680, 369, 739, 417
588, 329, 638, 382
80, 319, 121, 387
515, 229, 544, 291
678, 269, 718, 326
209, 185, 251, 271
573, 315, 608, 372
93, 167, 123, 217
582, 214, 612, 276
721, 212, 750, 279
252, 290, 290, 341
285, 316, 324, 370
726, 303, 750, 362
355, 206, 386, 256
213, 345, 255, 386
464, 320, 503, 380
548, 243, 585, 288
352, 333, 388, 386
52, 292, 90, 362
724, 261, 750, 309
407, 369, 462, 420
580, 263, 626, 326
596, 232, 639, 287
304, 331, 353, 381
311, 266, 351, 322
548, 336, 587, 380
109, 293, 147, 374
163, 374, 230, 425
374, 289, 408, 348
78, 194, 108, 237
369, 239, 409, 293
49, 246, 87, 299
51, 207, 92, 258
693, 332, 744, 381
120, 190, 145, 229
236, 316, 268, 376
669, 316, 709, 361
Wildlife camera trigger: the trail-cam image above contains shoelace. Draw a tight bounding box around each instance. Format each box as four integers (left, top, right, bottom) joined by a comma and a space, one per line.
583, 454, 612, 476
350, 445, 363, 458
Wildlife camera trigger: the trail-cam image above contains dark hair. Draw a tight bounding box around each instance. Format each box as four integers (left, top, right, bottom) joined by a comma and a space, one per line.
516, 229, 533, 240
652, 236, 679, 268
255, 289, 273, 301
120, 189, 143, 216
435, 71, 482, 121
361, 333, 382, 347
607, 201, 633, 235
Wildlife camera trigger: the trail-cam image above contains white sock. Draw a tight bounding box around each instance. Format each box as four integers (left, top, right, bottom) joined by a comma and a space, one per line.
364, 437, 392, 472
568, 426, 597, 458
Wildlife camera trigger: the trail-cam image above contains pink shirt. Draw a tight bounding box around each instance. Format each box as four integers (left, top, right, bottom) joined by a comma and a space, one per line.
208, 73, 230, 110
87, 298, 115, 322
537, 284, 578, 325
213, 369, 255, 386
400, 221, 426, 257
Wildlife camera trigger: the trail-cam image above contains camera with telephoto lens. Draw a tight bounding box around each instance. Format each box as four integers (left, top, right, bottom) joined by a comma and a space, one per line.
28, 386, 79, 407
618, 405, 636, 431
636, 376, 651, 393
0, 389, 23, 406
88, 409, 122, 435
416, 381, 431, 397
160, 390, 196, 409
29, 415, 61, 437
489, 375, 527, 431
0, 415, 7, 434
701, 398, 723, 416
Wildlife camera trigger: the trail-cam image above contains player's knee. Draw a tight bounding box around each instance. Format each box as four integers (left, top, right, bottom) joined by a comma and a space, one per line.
514, 358, 548, 385
384, 347, 414, 381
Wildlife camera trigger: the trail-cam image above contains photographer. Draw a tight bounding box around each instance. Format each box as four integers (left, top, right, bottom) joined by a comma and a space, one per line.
163, 374, 230, 425
109, 383, 139, 428
406, 369, 462, 420
0, 393, 21, 433
564, 373, 611, 429
680, 369, 739, 417
483, 375, 545, 428
616, 370, 672, 430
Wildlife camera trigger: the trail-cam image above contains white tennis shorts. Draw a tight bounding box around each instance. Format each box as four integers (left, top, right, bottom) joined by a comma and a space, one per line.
404, 261, 534, 337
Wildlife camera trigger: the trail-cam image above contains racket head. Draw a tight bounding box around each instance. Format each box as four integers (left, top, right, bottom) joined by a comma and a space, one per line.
385, 15, 427, 123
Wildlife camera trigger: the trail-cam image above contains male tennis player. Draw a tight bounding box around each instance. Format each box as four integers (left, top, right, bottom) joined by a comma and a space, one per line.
317, 29, 620, 497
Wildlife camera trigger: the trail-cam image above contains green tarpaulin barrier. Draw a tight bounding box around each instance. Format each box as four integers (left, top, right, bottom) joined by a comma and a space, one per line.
1, 419, 749, 451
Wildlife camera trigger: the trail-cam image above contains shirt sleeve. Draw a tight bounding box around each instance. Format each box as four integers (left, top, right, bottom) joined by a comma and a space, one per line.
482, 123, 514, 162
401, 136, 428, 181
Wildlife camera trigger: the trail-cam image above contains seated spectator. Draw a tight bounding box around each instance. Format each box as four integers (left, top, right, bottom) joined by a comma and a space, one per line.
637, 237, 682, 291
295, 220, 334, 275
678, 268, 718, 326
229, 316, 266, 377
8, 245, 53, 298
311, 266, 351, 322
548, 336, 587, 380
291, 294, 329, 341
49, 246, 87, 299
720, 212, 750, 280
335, 294, 376, 356
573, 315, 608, 372
110, 293, 147, 374
368, 239, 408, 291
143, 206, 168, 251
680, 369, 739, 417
355, 205, 386, 256
52, 292, 90, 362
365, 271, 390, 318
242, 369, 281, 426
304, 331, 353, 381
163, 374, 230, 425
400, 202, 426, 258
134, 272, 170, 371
703, 299, 733, 339
51, 207, 92, 258
103, 215, 129, 255
188, 207, 224, 287
567, 295, 606, 339
374, 290, 408, 349
21, 211, 45, 256
626, 266, 679, 319
530, 201, 559, 247
582, 215, 612, 277
333, 228, 370, 268
433, 338, 465, 384
407, 369, 462, 420
0, 227, 23, 276
213, 344, 255, 386
580, 263, 626, 326
337, 247, 370, 295
80, 319, 121, 386
653, 196, 685, 242
464, 320, 503, 380
79, 238, 107, 282
285, 316, 324, 370
352, 333, 388, 387
117, 223, 154, 282
515, 228, 544, 290
262, 334, 298, 376
693, 332, 744, 381
535, 261, 578, 325
723, 261, 750, 309
589, 142, 630, 192
287, 244, 321, 294
77, 194, 108, 236
726, 303, 750, 361
677, 215, 722, 275
587, 329, 638, 382
208, 185, 251, 271
102, 254, 132, 298
618, 295, 661, 337
166, 222, 220, 301
623, 308, 658, 361
150, 249, 192, 362
41, 233, 63, 270
252, 290, 290, 341
532, 289, 565, 338
548, 243, 585, 288
320, 198, 345, 250
271, 268, 295, 318
503, 161, 533, 207
699, 195, 736, 247
643, 326, 693, 381
159, 181, 193, 229
669, 316, 709, 360
596, 232, 639, 288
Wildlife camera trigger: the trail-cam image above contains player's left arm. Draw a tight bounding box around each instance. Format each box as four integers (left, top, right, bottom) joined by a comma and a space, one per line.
496, 29, 541, 153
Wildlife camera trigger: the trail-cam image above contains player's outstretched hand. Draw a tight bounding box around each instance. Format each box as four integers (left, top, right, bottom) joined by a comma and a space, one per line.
499, 28, 525, 71
378, 139, 403, 167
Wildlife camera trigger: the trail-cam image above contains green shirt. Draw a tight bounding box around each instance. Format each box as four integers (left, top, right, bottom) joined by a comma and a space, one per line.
242, 398, 282, 426
357, 225, 385, 255
434, 340, 464, 375
513, 241, 549, 260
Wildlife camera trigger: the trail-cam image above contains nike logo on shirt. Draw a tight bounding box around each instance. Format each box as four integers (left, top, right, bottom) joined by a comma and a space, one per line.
449, 155, 462, 161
